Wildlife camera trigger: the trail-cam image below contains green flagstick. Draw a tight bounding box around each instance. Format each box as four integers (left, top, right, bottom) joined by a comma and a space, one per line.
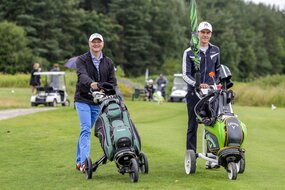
190, 0, 200, 69
190, 0, 198, 32
189, 0, 200, 71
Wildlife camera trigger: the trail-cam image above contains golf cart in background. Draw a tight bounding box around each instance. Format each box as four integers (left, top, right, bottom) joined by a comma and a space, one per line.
169, 74, 187, 102
30, 71, 70, 107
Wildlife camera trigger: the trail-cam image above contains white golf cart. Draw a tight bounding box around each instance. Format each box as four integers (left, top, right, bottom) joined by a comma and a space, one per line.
30, 71, 70, 107
169, 74, 187, 102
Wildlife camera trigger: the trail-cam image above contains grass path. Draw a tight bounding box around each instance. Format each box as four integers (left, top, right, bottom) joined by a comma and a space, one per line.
0, 108, 56, 120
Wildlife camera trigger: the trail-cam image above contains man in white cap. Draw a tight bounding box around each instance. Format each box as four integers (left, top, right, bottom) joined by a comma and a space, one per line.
182, 21, 221, 169
74, 33, 118, 173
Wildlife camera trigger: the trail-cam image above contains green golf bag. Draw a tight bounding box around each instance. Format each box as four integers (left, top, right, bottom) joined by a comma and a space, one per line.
86, 83, 148, 182
194, 65, 247, 167
94, 97, 141, 165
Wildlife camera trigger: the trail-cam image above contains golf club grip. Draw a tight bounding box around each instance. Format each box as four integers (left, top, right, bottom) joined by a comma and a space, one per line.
195, 72, 201, 88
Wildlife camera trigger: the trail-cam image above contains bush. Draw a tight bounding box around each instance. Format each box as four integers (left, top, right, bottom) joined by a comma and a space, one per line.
1, 73, 285, 107
0, 73, 30, 87
252, 74, 285, 87
0, 21, 33, 74
233, 75, 285, 107
56, 72, 141, 99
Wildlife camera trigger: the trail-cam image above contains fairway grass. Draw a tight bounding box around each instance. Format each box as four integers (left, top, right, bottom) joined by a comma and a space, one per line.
1, 102, 285, 189
0, 88, 32, 109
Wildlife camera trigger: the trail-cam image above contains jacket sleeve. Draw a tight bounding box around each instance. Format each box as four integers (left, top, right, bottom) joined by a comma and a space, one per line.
214, 47, 221, 82
182, 48, 196, 87
106, 59, 117, 86
76, 56, 94, 88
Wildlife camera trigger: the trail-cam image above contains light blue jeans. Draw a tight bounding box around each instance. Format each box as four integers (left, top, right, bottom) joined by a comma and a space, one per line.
75, 102, 100, 166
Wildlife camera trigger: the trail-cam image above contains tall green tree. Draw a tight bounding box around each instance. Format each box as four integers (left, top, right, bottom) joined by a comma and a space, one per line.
0, 0, 284, 78
147, 0, 187, 74
0, 0, 82, 67
108, 0, 153, 76
218, 29, 240, 79
0, 21, 33, 74
75, 10, 122, 60
108, 0, 188, 76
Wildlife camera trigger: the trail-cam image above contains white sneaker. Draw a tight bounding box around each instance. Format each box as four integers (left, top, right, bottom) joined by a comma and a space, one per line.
205, 161, 220, 169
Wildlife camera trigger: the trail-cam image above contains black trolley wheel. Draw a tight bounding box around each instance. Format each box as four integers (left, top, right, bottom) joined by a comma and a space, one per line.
85, 157, 93, 179
227, 162, 237, 180
237, 158, 245, 174
62, 99, 70, 106
139, 152, 149, 174
129, 158, 139, 183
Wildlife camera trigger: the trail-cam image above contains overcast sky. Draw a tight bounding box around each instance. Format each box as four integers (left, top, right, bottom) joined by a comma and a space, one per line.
244, 0, 285, 9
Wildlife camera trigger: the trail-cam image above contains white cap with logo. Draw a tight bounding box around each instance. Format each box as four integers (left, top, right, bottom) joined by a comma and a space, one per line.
198, 21, 212, 32
89, 33, 104, 42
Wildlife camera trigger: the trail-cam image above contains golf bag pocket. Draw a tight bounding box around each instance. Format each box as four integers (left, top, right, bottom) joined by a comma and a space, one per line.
224, 117, 243, 147
94, 97, 142, 160
205, 130, 220, 154
95, 115, 114, 159
112, 120, 132, 149
95, 116, 104, 140
106, 103, 122, 120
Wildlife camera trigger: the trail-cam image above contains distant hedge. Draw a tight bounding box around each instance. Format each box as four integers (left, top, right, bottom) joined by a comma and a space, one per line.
1, 73, 284, 107
233, 75, 285, 107
0, 72, 137, 99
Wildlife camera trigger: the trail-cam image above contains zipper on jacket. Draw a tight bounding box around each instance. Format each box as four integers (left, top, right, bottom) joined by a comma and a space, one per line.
203, 51, 207, 83
97, 60, 101, 82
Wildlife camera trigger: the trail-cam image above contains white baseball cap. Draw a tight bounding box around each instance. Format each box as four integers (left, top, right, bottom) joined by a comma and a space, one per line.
89, 33, 104, 42
198, 21, 212, 32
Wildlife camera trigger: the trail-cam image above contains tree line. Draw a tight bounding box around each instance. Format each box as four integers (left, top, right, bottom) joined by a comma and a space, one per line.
0, 0, 284, 81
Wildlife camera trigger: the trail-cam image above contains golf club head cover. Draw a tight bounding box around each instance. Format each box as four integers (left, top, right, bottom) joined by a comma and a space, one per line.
97, 82, 116, 95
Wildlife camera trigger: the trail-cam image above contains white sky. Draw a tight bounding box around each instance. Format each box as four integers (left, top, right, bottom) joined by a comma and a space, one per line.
244, 0, 285, 10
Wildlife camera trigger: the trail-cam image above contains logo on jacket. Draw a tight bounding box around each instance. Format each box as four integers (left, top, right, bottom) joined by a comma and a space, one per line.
210, 53, 219, 60
189, 55, 201, 61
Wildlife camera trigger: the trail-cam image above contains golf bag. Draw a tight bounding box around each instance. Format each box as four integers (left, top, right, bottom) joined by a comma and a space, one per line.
86, 83, 148, 182
194, 65, 247, 166
94, 85, 141, 165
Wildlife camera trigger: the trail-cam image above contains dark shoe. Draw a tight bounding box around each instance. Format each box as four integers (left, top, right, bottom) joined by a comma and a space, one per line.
76, 163, 81, 171
195, 153, 199, 158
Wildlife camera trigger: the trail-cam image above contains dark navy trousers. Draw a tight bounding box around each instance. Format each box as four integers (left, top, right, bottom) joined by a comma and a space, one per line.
186, 89, 200, 152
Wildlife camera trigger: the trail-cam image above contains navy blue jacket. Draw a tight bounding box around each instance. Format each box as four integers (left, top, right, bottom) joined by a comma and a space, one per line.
74, 51, 117, 105
182, 43, 220, 91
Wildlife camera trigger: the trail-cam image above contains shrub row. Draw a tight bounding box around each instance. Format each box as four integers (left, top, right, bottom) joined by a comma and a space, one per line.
1, 73, 284, 107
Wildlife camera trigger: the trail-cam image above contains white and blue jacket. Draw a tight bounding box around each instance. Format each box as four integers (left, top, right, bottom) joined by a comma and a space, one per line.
182, 43, 220, 91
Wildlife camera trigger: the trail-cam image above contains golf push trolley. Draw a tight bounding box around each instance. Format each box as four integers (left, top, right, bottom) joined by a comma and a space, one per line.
184, 65, 247, 180
83, 83, 148, 182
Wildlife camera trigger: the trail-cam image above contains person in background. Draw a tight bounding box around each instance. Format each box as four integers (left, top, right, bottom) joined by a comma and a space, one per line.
74, 33, 118, 173
182, 21, 220, 169
51, 64, 60, 72
155, 74, 168, 99
144, 79, 155, 101
29, 63, 41, 94
50, 64, 60, 89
